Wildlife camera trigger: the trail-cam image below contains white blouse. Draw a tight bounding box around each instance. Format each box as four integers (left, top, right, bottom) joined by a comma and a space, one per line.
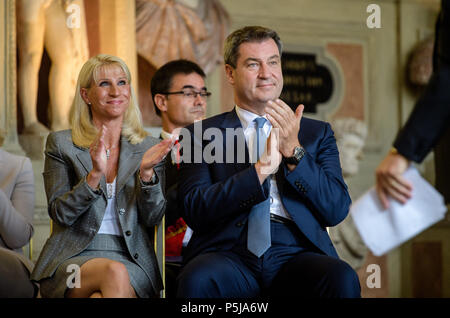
98, 178, 123, 236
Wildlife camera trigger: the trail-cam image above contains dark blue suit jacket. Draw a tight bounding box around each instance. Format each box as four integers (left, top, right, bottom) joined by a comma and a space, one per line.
177, 108, 351, 264
394, 0, 450, 202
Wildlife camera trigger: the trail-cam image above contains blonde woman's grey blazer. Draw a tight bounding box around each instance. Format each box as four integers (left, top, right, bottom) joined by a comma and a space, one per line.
31, 130, 166, 294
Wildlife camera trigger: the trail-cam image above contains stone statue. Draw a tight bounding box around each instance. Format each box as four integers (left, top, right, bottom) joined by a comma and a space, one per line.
329, 117, 369, 270
191, 0, 230, 74
409, 35, 434, 86
333, 117, 368, 177
17, 0, 89, 134
136, 0, 229, 74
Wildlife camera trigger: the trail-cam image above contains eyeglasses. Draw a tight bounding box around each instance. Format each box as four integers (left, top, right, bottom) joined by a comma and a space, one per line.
162, 89, 212, 100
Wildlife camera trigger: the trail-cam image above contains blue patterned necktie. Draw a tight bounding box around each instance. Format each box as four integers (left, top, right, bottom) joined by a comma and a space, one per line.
247, 117, 271, 257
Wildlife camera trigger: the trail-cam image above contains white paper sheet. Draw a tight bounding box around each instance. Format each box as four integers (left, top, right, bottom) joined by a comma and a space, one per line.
350, 167, 447, 256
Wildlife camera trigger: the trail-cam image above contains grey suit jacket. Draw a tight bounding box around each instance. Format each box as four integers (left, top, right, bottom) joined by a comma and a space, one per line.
0, 149, 35, 272
31, 130, 166, 294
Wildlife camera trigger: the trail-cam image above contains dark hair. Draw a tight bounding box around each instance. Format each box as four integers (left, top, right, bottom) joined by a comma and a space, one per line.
224, 26, 283, 68
151, 59, 206, 116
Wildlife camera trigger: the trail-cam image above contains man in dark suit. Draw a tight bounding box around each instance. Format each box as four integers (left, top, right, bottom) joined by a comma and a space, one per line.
376, 0, 450, 208
176, 26, 361, 298
151, 59, 209, 297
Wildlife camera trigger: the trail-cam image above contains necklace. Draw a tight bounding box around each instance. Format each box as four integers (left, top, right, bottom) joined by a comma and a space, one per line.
107, 182, 113, 199
106, 179, 116, 199
105, 145, 118, 160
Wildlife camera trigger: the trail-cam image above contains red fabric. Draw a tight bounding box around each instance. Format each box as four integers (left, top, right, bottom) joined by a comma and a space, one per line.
174, 139, 181, 170
165, 217, 187, 257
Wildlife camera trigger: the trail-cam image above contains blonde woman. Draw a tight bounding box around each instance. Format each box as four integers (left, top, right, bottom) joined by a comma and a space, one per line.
31, 54, 173, 298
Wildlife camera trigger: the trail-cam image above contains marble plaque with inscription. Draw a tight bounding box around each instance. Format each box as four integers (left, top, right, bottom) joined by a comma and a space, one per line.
281, 52, 333, 114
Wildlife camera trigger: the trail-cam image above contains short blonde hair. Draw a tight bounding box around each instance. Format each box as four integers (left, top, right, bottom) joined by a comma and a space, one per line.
69, 54, 147, 148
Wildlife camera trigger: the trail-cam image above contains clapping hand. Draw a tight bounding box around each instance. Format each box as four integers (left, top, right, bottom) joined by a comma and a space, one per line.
87, 125, 108, 189
255, 129, 282, 184
265, 100, 304, 157
139, 138, 175, 182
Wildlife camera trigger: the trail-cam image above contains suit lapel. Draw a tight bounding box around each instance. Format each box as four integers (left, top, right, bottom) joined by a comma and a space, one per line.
219, 108, 250, 173
220, 108, 243, 130
275, 167, 285, 195
116, 136, 146, 195
75, 149, 92, 173
221, 109, 287, 195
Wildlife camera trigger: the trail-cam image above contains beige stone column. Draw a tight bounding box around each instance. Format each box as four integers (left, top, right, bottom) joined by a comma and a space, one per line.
0, 0, 24, 155
98, 0, 138, 90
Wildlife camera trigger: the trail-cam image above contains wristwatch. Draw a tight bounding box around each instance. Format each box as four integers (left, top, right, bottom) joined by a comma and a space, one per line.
284, 146, 306, 165
140, 171, 157, 185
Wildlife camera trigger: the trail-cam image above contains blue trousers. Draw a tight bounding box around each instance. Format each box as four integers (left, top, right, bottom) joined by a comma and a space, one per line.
176, 221, 361, 298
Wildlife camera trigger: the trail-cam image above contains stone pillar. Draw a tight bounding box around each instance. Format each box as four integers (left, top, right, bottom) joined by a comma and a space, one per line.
0, 0, 24, 155
98, 0, 138, 87
0, 0, 49, 262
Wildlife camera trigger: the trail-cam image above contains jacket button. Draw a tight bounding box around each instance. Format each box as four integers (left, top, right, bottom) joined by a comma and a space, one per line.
134, 253, 139, 259
236, 222, 243, 227
125, 230, 131, 236
119, 208, 125, 215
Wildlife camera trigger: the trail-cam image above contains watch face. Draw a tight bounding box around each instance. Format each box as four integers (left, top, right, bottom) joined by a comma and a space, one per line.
284, 146, 305, 164
294, 146, 305, 160
284, 147, 304, 164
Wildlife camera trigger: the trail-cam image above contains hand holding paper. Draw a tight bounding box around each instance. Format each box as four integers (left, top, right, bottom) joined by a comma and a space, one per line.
351, 167, 447, 256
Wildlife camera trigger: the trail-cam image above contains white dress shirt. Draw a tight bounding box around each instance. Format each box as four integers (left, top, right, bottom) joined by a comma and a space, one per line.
235, 106, 292, 221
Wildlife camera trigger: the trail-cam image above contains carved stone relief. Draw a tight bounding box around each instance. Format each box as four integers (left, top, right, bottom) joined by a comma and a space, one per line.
329, 117, 369, 271
135, 0, 230, 126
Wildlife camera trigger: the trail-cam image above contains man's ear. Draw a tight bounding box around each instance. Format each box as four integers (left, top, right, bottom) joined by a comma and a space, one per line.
154, 94, 168, 113
224, 64, 235, 85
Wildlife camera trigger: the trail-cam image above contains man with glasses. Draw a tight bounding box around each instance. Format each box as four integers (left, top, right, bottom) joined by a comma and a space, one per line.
151, 59, 209, 297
